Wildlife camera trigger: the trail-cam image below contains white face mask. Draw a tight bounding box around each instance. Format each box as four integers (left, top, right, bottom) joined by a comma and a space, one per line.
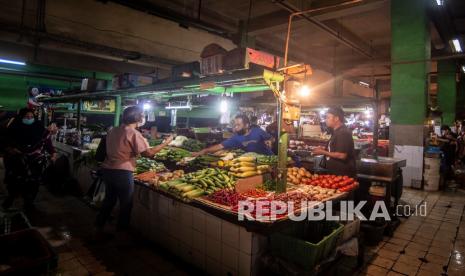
137, 117, 146, 128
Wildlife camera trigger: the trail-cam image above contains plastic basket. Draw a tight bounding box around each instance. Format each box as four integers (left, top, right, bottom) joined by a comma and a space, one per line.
0, 228, 58, 275
270, 221, 344, 270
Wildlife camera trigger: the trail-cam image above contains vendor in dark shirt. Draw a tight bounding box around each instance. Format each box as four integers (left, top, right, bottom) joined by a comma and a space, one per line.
192, 115, 273, 156
312, 107, 356, 177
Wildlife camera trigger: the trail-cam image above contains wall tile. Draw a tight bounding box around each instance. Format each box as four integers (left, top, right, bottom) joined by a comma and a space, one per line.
206, 256, 221, 276
193, 230, 206, 254
206, 238, 221, 261
222, 244, 239, 272
222, 220, 240, 249
239, 227, 253, 254
205, 213, 221, 240
238, 252, 252, 276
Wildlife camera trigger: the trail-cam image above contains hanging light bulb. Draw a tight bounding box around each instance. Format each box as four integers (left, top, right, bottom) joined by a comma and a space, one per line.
298, 85, 311, 97
143, 102, 152, 110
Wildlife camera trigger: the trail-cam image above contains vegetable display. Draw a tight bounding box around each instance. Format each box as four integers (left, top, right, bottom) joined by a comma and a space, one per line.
154, 147, 191, 162
229, 156, 271, 178
181, 138, 205, 152
160, 168, 236, 201
135, 158, 166, 174
148, 138, 164, 147
287, 167, 312, 185
184, 154, 220, 168
206, 189, 244, 207
134, 170, 184, 187
305, 175, 358, 192
257, 155, 278, 165
168, 136, 189, 147
134, 171, 158, 184
240, 188, 269, 198
287, 167, 357, 192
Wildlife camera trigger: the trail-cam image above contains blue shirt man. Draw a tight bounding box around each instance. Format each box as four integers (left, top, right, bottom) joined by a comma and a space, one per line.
222, 126, 273, 155
192, 115, 274, 156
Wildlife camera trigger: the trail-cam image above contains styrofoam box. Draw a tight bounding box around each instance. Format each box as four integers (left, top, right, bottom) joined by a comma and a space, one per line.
334, 212, 361, 244
424, 176, 440, 191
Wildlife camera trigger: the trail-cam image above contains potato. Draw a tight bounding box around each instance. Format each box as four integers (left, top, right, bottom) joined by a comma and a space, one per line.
298, 170, 306, 176
305, 172, 311, 178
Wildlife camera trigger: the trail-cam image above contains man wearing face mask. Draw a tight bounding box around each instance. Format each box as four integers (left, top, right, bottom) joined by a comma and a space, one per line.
192, 114, 273, 157
95, 106, 173, 238
2, 108, 56, 211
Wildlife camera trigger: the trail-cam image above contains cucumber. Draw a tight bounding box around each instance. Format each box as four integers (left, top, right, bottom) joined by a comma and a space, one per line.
183, 189, 205, 199
180, 184, 196, 193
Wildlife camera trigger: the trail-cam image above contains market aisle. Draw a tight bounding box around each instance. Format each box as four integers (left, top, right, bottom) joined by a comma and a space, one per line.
4, 187, 199, 276
360, 188, 465, 276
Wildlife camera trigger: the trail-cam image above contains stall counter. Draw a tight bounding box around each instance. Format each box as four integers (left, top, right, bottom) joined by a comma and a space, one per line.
131, 181, 267, 276
53, 141, 95, 193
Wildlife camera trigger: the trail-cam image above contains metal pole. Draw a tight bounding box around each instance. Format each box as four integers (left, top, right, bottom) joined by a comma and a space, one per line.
114, 96, 122, 126
372, 80, 380, 159
76, 100, 82, 131
276, 100, 288, 193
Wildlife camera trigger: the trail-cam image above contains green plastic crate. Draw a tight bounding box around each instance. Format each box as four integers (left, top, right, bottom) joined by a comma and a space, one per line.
270, 221, 344, 270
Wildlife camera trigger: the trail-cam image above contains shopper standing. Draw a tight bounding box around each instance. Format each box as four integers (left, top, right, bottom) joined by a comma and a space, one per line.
95, 106, 173, 237
438, 125, 457, 180
312, 107, 356, 177
2, 108, 56, 211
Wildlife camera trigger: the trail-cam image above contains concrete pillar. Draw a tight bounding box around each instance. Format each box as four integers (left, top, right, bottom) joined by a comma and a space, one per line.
437, 61, 457, 125
390, 0, 430, 187
458, 76, 465, 119
334, 76, 343, 97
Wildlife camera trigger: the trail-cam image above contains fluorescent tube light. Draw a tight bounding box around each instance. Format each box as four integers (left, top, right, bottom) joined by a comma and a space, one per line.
165, 102, 192, 110
0, 58, 26, 65
452, 39, 462, 53
165, 105, 191, 110
359, 81, 369, 87
436, 0, 443, 6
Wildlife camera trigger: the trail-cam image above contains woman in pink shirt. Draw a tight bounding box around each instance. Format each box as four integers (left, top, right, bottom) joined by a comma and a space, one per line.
95, 106, 173, 235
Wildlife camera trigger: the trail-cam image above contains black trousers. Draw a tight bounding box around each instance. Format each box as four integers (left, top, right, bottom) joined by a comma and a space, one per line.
95, 169, 134, 231
2, 154, 44, 208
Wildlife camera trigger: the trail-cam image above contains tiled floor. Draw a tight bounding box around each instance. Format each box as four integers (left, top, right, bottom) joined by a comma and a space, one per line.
359, 188, 465, 276
1, 183, 465, 276
0, 187, 198, 276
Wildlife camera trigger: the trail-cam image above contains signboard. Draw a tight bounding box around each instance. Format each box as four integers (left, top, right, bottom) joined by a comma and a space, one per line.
28, 86, 63, 107
246, 48, 280, 69
83, 100, 116, 113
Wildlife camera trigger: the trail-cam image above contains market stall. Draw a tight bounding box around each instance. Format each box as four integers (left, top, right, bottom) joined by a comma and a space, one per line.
38, 64, 365, 274
129, 148, 358, 275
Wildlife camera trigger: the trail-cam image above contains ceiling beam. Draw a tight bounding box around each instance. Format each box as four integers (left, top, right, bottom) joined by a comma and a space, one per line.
248, 0, 387, 36
322, 19, 372, 56
255, 34, 334, 72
